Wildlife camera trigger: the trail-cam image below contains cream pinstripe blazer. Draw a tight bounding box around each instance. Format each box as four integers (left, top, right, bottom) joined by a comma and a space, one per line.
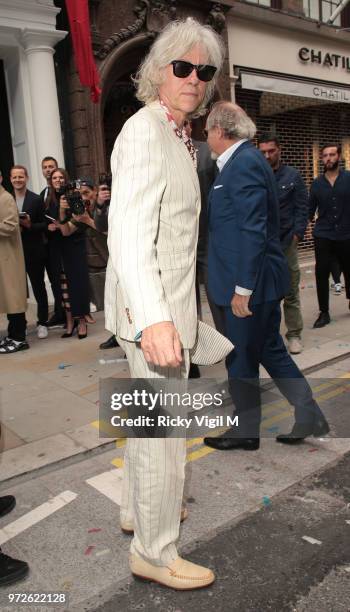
105, 100, 201, 349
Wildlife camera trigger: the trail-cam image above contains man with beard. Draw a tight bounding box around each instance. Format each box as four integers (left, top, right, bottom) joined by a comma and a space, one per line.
309, 144, 350, 328
258, 135, 308, 355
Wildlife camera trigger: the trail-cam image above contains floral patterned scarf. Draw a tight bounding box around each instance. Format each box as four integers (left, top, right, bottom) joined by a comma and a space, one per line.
160, 99, 197, 168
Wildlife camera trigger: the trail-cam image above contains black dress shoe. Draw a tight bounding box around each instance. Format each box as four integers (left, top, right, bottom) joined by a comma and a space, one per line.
0, 550, 29, 585
189, 363, 201, 379
276, 418, 330, 444
0, 495, 16, 518
313, 312, 330, 328
99, 335, 119, 350
204, 432, 260, 451
47, 315, 66, 328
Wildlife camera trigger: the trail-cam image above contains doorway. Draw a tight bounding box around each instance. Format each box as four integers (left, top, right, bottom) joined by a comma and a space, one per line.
0, 60, 14, 191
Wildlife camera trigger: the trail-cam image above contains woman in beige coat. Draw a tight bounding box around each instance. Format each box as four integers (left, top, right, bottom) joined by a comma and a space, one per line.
0, 171, 28, 353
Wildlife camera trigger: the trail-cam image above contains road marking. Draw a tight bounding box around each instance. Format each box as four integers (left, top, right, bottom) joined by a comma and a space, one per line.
0, 491, 77, 546
86, 469, 124, 506
302, 535, 322, 545
104, 375, 350, 469
187, 444, 215, 463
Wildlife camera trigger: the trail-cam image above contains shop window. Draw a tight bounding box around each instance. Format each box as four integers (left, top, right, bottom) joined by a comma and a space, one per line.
245, 0, 346, 24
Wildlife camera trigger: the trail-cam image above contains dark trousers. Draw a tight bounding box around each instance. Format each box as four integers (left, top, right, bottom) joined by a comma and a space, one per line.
46, 242, 64, 319
196, 258, 226, 335
25, 256, 48, 326
314, 237, 350, 312
7, 313, 26, 342
330, 257, 341, 285
221, 301, 324, 438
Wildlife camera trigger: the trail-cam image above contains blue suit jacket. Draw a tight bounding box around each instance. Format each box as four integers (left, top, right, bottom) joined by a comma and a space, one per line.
207, 141, 289, 306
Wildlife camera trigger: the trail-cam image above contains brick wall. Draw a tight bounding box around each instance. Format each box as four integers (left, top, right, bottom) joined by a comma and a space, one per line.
236, 85, 350, 256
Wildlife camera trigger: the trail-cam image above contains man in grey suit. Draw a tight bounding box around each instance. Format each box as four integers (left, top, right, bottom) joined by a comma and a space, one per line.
105, 19, 224, 589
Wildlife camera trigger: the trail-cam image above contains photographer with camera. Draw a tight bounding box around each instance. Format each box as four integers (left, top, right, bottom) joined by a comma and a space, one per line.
73, 177, 109, 313
46, 168, 90, 339
93, 176, 120, 350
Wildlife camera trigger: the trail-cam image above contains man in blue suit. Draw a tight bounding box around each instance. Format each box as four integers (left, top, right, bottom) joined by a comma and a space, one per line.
203, 101, 329, 449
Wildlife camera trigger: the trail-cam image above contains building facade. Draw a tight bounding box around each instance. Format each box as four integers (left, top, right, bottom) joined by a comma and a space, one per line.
0, 0, 67, 192
1, 0, 350, 230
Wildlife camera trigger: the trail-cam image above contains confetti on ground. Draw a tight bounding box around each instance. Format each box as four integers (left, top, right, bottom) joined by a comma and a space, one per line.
95, 549, 111, 558
84, 546, 95, 556
308, 448, 319, 453
58, 363, 72, 370
99, 358, 127, 365
302, 535, 322, 545
305, 270, 312, 274
235, 482, 243, 490
262, 496, 271, 507
61, 580, 73, 590
88, 528, 102, 533
343, 567, 350, 573
267, 426, 279, 433
346, 520, 350, 525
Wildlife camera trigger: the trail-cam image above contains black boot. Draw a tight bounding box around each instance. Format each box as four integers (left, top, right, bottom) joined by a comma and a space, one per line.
99, 335, 119, 350
276, 418, 330, 444
313, 312, 330, 328
0, 550, 29, 585
0, 495, 16, 518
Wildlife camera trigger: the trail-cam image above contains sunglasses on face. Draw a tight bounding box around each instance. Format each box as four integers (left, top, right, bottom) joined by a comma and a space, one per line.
170, 60, 217, 82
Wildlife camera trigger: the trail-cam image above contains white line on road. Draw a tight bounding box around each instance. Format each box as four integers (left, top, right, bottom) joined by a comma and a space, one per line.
302, 535, 322, 546
86, 469, 124, 506
0, 490, 78, 546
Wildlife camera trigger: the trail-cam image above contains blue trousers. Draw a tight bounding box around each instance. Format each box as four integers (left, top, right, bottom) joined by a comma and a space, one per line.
222, 300, 324, 437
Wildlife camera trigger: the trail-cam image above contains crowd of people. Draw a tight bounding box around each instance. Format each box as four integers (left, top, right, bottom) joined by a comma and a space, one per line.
0, 160, 115, 353
0, 15, 349, 592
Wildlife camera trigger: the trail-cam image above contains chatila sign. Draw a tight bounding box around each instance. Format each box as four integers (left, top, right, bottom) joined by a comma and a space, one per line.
299, 47, 350, 71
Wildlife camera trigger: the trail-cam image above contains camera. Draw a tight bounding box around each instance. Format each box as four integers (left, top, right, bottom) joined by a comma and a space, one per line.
99, 173, 112, 189
58, 181, 86, 216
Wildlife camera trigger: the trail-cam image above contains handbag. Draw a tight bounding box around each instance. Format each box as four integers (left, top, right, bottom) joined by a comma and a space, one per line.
190, 320, 234, 366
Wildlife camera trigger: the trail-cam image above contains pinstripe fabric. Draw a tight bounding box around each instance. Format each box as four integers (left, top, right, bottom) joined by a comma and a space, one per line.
105, 100, 201, 349
105, 101, 202, 566
117, 335, 190, 566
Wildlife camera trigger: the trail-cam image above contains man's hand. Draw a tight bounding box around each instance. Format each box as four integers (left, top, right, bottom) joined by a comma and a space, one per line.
97, 188, 111, 206
19, 214, 31, 229
48, 222, 58, 232
231, 294, 252, 318
141, 321, 182, 368
73, 210, 94, 227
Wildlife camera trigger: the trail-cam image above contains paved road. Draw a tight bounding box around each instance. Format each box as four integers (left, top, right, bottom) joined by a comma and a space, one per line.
91, 454, 350, 612
0, 377, 349, 612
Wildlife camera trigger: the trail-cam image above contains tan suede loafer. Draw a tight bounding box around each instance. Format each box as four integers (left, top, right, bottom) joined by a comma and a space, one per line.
121, 506, 188, 535
129, 553, 215, 590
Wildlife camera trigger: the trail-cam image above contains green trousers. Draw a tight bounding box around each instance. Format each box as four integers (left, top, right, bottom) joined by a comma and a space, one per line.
282, 240, 303, 340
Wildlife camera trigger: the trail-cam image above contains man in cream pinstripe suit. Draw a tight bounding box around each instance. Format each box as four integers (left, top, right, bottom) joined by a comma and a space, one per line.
105, 19, 225, 589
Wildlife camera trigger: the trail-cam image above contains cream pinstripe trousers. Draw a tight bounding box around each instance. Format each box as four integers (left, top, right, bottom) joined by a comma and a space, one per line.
117, 336, 190, 566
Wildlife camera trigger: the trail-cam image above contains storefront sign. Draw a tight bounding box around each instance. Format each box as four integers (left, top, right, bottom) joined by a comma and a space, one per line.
227, 17, 350, 87
298, 47, 350, 71
241, 72, 350, 104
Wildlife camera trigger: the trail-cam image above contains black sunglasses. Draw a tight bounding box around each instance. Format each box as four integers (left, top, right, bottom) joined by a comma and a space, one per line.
170, 60, 217, 82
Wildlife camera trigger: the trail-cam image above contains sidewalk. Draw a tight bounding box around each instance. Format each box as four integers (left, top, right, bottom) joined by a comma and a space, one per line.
1, 258, 350, 483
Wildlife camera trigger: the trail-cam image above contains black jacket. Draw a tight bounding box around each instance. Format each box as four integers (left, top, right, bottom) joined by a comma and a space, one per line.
20, 189, 47, 260
309, 170, 350, 241
274, 164, 309, 248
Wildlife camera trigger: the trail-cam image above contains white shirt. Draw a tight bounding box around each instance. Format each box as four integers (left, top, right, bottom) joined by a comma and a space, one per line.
216, 139, 247, 173
216, 138, 252, 297
16, 196, 24, 213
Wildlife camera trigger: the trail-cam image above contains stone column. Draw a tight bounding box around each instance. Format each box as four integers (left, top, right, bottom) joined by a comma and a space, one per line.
20, 28, 67, 183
